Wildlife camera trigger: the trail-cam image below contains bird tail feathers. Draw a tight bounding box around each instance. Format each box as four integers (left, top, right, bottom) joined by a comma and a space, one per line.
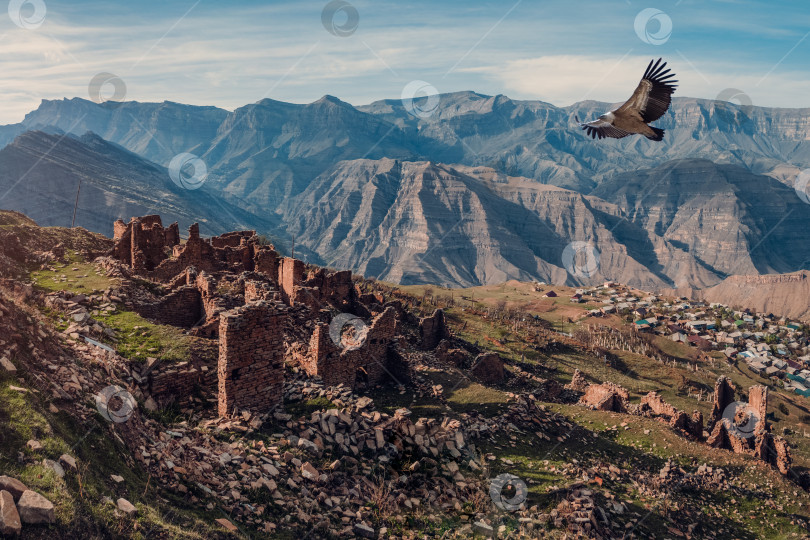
646, 127, 665, 141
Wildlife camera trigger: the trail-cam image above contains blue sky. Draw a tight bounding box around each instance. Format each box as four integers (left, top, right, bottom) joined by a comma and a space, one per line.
0, 0, 808, 123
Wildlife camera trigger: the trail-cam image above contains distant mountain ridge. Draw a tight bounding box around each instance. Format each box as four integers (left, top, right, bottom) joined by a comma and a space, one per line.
0, 92, 809, 290
0, 130, 275, 237
5, 93, 810, 202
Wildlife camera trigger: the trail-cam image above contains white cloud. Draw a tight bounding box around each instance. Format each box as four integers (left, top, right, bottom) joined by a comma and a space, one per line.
466, 54, 810, 110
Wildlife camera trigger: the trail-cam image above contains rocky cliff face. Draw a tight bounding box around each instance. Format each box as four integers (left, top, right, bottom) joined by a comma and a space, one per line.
2, 93, 810, 290
592, 159, 810, 278
283, 159, 720, 288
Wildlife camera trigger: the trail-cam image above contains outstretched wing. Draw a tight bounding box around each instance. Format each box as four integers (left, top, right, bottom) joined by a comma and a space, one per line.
617, 58, 677, 123
575, 116, 631, 140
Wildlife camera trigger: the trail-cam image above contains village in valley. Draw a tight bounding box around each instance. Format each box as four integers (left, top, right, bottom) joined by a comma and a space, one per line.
568, 282, 810, 396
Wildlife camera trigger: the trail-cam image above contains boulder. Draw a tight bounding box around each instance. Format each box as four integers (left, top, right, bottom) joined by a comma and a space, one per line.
0, 490, 21, 536
17, 490, 54, 524
0, 477, 27, 501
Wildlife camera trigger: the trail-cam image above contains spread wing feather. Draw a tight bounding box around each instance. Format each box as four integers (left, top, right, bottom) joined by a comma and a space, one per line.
575, 116, 631, 140
617, 57, 677, 122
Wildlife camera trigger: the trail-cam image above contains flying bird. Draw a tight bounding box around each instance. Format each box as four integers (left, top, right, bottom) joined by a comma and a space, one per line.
575, 58, 677, 142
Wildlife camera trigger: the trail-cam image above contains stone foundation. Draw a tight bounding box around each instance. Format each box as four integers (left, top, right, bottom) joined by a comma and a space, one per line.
579, 382, 629, 413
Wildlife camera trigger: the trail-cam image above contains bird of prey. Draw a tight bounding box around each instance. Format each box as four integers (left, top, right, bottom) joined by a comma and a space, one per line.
575, 58, 677, 141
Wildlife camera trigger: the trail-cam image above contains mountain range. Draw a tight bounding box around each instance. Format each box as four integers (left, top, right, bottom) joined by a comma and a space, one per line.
0, 92, 808, 289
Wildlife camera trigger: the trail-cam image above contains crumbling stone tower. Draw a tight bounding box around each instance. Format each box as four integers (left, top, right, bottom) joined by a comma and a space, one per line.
217, 300, 287, 416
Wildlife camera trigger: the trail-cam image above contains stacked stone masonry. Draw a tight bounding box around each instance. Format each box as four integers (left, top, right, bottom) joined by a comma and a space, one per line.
218, 300, 287, 416
419, 308, 450, 349
304, 308, 398, 388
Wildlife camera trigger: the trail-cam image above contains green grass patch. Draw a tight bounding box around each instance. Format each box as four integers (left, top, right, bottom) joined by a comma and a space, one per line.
30, 253, 115, 293
96, 309, 191, 364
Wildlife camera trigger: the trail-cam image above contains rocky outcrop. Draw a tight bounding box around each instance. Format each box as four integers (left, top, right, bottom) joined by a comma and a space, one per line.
691, 270, 810, 321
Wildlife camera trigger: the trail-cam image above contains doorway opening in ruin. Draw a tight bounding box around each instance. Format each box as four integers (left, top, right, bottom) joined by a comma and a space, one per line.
355, 366, 369, 389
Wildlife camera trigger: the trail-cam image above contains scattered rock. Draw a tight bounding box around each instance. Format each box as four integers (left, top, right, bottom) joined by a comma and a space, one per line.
116, 498, 137, 515
353, 522, 376, 538
42, 459, 65, 479
0, 490, 21, 536
301, 462, 319, 481
473, 520, 495, 537
0, 357, 17, 375
215, 517, 238, 532
25, 440, 42, 452
58, 454, 77, 471
0, 478, 27, 501
16, 490, 54, 524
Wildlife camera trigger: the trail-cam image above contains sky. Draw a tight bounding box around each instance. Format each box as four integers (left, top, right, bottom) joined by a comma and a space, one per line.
0, 0, 808, 123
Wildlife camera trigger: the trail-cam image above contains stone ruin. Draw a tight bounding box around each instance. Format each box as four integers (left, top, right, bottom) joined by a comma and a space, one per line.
217, 300, 287, 416
705, 377, 791, 475
419, 308, 449, 349
302, 307, 399, 389
108, 215, 460, 416
470, 352, 505, 383
575, 372, 793, 477
579, 381, 629, 413
640, 391, 703, 440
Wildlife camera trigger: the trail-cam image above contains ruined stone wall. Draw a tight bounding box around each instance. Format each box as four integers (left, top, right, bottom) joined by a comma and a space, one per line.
254, 250, 279, 281
112, 215, 180, 272
112, 217, 280, 284
304, 307, 398, 388
709, 376, 736, 431
642, 391, 703, 439
279, 257, 304, 305
244, 280, 276, 303
149, 362, 216, 405
211, 231, 255, 248
748, 385, 768, 434
580, 382, 629, 413
420, 308, 449, 349
218, 300, 287, 416
471, 352, 504, 383
134, 285, 203, 328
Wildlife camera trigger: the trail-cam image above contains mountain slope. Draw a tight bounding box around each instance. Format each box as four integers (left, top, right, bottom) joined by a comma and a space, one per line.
0, 131, 274, 237
592, 159, 810, 277
283, 158, 719, 288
